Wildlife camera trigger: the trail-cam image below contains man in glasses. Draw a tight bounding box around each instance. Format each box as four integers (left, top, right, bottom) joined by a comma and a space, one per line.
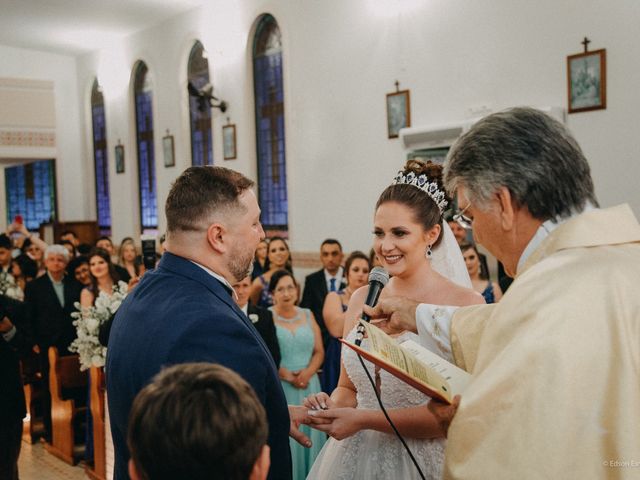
367, 107, 640, 479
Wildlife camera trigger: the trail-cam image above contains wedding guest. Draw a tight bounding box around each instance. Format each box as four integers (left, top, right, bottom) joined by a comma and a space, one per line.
118, 237, 145, 280
95, 236, 131, 283
0, 294, 31, 480
10, 254, 38, 291
233, 274, 281, 366
60, 239, 77, 258
0, 234, 13, 274
460, 242, 502, 303
252, 239, 269, 280
127, 363, 271, 480
269, 270, 325, 480
250, 236, 292, 308
60, 230, 80, 248
9, 222, 48, 276
300, 239, 345, 350
24, 245, 83, 442
320, 250, 370, 393
80, 248, 121, 309
67, 256, 91, 287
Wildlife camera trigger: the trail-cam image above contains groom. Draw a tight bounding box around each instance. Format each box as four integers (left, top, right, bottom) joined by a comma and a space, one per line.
106, 166, 310, 480
365, 107, 640, 479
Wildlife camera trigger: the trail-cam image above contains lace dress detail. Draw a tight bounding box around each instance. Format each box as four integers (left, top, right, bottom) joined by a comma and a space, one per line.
307, 329, 446, 480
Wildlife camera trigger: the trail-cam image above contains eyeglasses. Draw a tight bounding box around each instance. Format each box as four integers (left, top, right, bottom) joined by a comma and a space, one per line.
274, 285, 297, 294
453, 201, 473, 230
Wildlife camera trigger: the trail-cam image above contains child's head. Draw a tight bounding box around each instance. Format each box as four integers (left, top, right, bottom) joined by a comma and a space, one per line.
127, 363, 270, 480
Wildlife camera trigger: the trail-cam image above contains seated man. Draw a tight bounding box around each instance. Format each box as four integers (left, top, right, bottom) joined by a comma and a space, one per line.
127, 363, 270, 480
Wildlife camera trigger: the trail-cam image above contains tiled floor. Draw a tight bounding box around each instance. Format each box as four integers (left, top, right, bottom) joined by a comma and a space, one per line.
17, 440, 88, 480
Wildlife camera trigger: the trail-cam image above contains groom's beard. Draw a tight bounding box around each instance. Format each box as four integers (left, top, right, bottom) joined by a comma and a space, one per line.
228, 245, 254, 283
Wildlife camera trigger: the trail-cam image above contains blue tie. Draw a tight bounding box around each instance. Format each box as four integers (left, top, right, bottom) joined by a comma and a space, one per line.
329, 278, 337, 292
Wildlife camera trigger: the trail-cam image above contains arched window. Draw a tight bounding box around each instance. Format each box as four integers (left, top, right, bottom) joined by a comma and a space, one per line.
253, 14, 288, 233
91, 79, 111, 234
188, 41, 213, 166
5, 160, 57, 230
133, 61, 158, 231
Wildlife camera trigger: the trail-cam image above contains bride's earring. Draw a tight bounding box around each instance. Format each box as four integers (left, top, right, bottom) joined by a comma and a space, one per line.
426, 244, 432, 259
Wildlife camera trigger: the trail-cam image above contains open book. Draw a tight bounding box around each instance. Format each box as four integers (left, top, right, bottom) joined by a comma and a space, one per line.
341, 321, 470, 404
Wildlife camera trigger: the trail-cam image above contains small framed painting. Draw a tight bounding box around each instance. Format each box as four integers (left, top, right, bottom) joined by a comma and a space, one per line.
115, 145, 125, 174
223, 124, 237, 160
567, 49, 606, 113
386, 90, 411, 138
163, 134, 175, 167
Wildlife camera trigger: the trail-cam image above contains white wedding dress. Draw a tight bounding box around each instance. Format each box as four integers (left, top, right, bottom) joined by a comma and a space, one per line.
306, 328, 446, 480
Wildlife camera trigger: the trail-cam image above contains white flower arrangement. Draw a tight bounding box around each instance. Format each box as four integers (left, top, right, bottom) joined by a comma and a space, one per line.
0, 271, 24, 302
69, 281, 128, 371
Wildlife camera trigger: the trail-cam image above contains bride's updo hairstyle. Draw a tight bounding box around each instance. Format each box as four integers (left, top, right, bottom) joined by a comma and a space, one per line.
376, 159, 449, 247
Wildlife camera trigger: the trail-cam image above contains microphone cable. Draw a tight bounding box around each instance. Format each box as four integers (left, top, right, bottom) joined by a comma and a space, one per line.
356, 352, 426, 480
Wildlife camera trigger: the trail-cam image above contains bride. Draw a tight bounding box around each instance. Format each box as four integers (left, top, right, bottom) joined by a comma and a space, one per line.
305, 159, 483, 479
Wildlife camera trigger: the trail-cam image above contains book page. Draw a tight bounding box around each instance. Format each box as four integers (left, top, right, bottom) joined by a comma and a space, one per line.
361, 321, 455, 399
400, 339, 471, 396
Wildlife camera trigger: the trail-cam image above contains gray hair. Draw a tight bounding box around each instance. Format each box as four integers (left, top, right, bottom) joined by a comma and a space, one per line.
444, 107, 598, 220
44, 244, 70, 262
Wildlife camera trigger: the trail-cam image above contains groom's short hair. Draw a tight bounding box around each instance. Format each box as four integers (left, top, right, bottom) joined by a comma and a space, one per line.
127, 362, 268, 480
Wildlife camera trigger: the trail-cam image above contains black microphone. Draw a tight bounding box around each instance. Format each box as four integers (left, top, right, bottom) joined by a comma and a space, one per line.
355, 266, 390, 346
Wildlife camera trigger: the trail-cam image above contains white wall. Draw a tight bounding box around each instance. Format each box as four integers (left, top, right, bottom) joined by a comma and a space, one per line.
37, 0, 640, 252
0, 44, 86, 230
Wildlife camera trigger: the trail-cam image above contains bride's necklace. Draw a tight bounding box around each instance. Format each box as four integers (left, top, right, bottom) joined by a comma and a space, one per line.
274, 309, 300, 324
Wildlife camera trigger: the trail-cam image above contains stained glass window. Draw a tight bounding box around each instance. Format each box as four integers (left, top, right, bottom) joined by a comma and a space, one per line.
133, 62, 158, 231
253, 14, 288, 232
188, 41, 213, 166
91, 79, 111, 234
5, 159, 57, 230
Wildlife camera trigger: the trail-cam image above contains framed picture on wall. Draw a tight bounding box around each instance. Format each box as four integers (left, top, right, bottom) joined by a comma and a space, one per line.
567, 49, 606, 113
163, 134, 175, 167
115, 145, 125, 174
223, 124, 237, 160
386, 90, 411, 138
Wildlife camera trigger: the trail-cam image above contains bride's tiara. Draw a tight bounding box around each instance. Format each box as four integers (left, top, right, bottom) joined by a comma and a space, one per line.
391, 170, 448, 213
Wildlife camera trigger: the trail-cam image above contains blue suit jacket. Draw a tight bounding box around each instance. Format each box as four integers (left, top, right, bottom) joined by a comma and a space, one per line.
106, 253, 292, 480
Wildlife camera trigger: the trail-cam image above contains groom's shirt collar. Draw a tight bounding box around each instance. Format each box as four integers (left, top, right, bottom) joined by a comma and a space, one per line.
190, 261, 238, 300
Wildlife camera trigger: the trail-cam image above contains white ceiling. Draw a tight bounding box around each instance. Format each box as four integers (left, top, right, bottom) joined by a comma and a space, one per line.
0, 0, 206, 56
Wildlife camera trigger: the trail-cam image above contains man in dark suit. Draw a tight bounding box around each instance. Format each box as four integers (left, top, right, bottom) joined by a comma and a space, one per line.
24, 245, 83, 441
300, 239, 345, 345
0, 294, 31, 480
106, 166, 310, 480
233, 275, 281, 366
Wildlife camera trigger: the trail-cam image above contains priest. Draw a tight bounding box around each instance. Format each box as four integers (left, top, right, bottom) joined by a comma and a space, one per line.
366, 107, 640, 479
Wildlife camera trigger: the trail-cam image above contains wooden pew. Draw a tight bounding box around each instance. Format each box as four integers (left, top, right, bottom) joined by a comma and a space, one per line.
45, 347, 88, 465
86, 366, 106, 480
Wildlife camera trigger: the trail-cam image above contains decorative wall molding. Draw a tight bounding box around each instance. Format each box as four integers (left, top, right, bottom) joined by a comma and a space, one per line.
291, 251, 322, 270
0, 129, 56, 148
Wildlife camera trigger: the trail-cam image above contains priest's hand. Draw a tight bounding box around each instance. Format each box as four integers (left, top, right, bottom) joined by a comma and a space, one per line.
428, 395, 461, 438
363, 296, 419, 334
288, 405, 312, 448
307, 407, 362, 440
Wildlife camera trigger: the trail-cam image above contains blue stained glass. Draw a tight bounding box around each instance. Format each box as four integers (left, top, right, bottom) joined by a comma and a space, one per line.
134, 63, 158, 230
5, 159, 56, 230
253, 15, 288, 232
91, 81, 111, 233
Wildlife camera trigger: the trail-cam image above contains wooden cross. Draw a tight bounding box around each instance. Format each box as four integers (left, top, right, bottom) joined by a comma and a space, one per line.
261, 87, 284, 183
582, 36, 591, 53
395, 80, 400, 92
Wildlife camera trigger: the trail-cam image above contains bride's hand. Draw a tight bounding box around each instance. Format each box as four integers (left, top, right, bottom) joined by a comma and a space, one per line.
303, 392, 333, 411
308, 407, 363, 440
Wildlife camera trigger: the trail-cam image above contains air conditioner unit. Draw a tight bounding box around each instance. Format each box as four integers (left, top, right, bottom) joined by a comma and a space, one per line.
399, 106, 565, 152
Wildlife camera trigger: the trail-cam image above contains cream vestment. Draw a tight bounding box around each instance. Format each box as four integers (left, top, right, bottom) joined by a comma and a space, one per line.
441, 205, 640, 479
